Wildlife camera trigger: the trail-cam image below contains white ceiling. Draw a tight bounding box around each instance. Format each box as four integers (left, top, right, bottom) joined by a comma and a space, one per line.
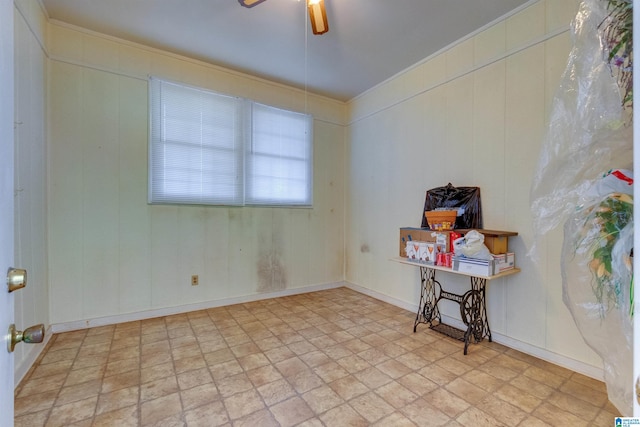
41, 0, 531, 101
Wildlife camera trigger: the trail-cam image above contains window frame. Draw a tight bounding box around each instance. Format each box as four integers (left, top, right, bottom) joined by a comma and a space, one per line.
148, 77, 313, 208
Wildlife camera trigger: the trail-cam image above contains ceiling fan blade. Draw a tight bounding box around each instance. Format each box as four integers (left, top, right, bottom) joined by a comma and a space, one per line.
238, 0, 267, 8
308, 0, 329, 35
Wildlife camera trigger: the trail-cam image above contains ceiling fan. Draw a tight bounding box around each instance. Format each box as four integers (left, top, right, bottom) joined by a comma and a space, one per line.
238, 0, 329, 35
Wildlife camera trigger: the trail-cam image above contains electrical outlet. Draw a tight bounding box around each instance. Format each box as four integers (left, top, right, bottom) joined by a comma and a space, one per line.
191, 275, 199, 286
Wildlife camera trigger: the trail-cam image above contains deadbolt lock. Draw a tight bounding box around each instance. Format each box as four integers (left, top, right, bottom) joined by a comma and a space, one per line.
7, 267, 27, 292
7, 324, 44, 353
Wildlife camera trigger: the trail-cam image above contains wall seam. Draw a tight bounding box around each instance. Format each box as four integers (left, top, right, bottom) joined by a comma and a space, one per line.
348, 26, 570, 126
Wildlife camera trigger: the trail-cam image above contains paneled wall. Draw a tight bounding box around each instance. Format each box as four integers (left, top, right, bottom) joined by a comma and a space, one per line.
47, 23, 346, 325
345, 0, 602, 376
13, 0, 49, 384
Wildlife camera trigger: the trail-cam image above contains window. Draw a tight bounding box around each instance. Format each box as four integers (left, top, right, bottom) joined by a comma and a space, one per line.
149, 77, 313, 206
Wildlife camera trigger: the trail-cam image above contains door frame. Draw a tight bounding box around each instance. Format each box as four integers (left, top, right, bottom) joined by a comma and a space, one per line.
0, 0, 15, 423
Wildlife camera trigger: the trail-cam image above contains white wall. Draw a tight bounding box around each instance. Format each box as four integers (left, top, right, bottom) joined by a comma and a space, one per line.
13, 0, 49, 385
345, 0, 603, 376
46, 23, 346, 326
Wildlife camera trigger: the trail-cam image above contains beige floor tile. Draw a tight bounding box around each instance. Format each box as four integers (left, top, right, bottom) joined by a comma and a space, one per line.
139, 392, 183, 426
177, 366, 212, 390
323, 343, 353, 359
140, 376, 179, 402
350, 391, 395, 423
237, 352, 271, 371
476, 359, 519, 381
171, 343, 201, 361
55, 379, 102, 407
456, 406, 507, 427
274, 356, 309, 377
14, 390, 58, 417
532, 401, 590, 426
223, 388, 265, 420
263, 345, 296, 363
245, 364, 283, 387
375, 380, 418, 409
559, 379, 609, 407
270, 396, 315, 427
64, 364, 105, 387
92, 405, 139, 427
28, 360, 74, 381
229, 342, 261, 358
287, 369, 324, 393
209, 360, 243, 381
462, 368, 503, 392
546, 390, 600, 422
183, 400, 229, 427
518, 416, 553, 426
401, 397, 451, 426
257, 378, 297, 406
397, 372, 439, 397
356, 348, 390, 365
313, 361, 350, 383
173, 354, 207, 374
395, 351, 430, 371
96, 386, 140, 415
445, 377, 487, 405
180, 382, 220, 411
105, 357, 139, 377
320, 403, 369, 427
523, 365, 566, 389
45, 396, 98, 427
18, 373, 67, 397
216, 373, 253, 398
335, 354, 371, 374
141, 361, 175, 384
372, 411, 418, 427
375, 359, 413, 379
417, 363, 458, 386
478, 394, 527, 426
510, 374, 555, 400
328, 375, 370, 401
424, 387, 470, 418
494, 383, 542, 413
14, 288, 615, 427
353, 366, 393, 389
14, 409, 49, 427
40, 348, 79, 365
233, 408, 280, 427
302, 384, 344, 414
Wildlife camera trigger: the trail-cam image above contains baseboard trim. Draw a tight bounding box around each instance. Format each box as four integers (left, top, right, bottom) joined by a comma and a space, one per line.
344, 281, 604, 381
47, 280, 604, 382
14, 325, 53, 387
50, 282, 346, 334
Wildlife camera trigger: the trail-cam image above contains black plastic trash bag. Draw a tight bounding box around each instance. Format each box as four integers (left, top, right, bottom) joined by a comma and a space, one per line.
420, 183, 483, 230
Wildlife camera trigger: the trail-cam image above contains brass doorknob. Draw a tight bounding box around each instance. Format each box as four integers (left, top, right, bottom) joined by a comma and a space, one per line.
7, 267, 27, 292
7, 324, 44, 353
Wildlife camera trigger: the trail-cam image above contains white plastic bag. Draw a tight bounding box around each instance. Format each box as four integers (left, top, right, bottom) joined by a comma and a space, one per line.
453, 230, 493, 260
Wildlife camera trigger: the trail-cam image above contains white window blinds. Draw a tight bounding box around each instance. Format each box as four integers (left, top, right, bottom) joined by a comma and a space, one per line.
246, 103, 313, 206
149, 77, 313, 207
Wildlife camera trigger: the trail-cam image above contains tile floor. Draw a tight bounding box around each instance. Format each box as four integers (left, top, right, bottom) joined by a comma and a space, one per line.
15, 287, 618, 426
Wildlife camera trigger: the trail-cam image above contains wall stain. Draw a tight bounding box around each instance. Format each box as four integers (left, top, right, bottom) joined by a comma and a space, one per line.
257, 249, 287, 293
360, 244, 370, 253
256, 217, 287, 293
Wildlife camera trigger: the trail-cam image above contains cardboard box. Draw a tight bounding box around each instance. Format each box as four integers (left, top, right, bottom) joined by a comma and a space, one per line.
484, 235, 508, 254
452, 257, 495, 277
399, 227, 424, 257
456, 229, 517, 255
399, 228, 450, 258
493, 252, 515, 274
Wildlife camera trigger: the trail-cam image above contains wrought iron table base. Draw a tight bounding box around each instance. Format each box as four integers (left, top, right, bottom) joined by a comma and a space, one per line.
413, 266, 491, 355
